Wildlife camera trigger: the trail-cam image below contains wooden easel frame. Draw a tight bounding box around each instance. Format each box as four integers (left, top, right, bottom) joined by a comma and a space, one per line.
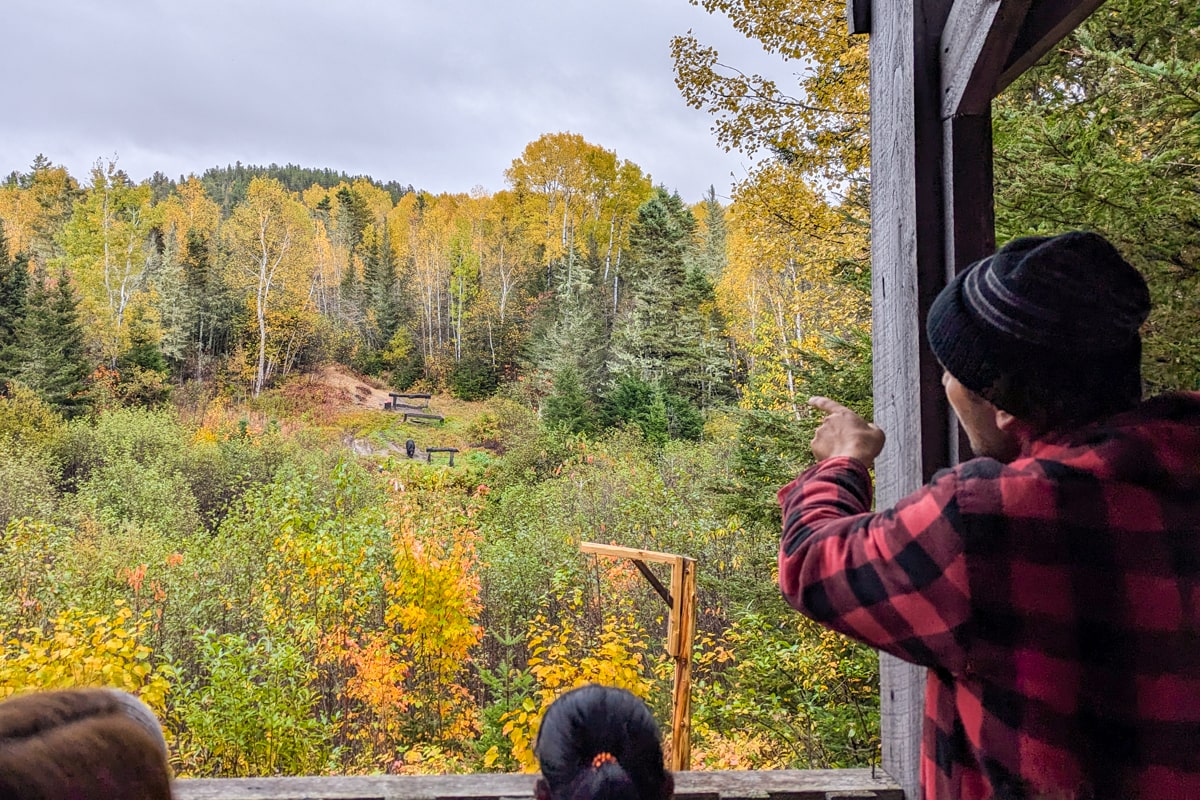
580, 542, 697, 771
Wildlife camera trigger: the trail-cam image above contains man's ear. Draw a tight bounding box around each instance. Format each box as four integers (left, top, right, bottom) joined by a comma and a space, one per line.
535, 777, 552, 800
994, 406, 1018, 431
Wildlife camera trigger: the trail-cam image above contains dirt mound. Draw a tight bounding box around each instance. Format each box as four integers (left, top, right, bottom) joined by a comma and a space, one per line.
315, 365, 394, 410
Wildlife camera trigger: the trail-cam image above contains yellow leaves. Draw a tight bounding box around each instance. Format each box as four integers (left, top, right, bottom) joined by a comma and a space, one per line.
671, 0, 868, 183
500, 601, 655, 771
504, 132, 652, 269
716, 160, 870, 411
0, 605, 172, 714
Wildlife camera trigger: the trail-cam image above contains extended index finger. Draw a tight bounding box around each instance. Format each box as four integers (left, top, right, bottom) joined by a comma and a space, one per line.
808, 396, 855, 416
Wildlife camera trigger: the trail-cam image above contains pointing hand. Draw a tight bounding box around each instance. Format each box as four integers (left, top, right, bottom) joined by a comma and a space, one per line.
808, 396, 886, 469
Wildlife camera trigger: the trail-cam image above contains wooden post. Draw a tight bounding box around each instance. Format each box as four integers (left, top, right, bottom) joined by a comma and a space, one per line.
865, 2, 955, 794
579, 542, 697, 772
668, 556, 697, 770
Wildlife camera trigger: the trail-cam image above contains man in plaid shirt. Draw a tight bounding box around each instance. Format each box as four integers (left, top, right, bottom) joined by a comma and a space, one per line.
779, 231, 1200, 799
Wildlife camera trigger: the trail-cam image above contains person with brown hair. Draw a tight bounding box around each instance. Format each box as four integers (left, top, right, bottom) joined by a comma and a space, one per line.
0, 688, 173, 800
534, 684, 674, 800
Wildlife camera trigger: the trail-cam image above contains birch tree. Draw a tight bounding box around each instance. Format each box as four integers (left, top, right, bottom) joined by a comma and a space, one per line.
224, 178, 313, 395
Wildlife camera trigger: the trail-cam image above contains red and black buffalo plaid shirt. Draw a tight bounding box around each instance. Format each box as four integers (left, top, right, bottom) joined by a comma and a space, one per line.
779, 392, 1200, 799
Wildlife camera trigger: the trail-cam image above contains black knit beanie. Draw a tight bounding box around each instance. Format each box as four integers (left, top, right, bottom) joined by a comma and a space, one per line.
926, 231, 1150, 414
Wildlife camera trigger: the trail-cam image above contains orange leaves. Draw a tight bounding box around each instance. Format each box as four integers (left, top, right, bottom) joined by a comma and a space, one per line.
122, 563, 148, 593
343, 631, 411, 714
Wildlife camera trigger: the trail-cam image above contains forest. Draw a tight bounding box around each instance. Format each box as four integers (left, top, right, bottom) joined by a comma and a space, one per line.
0, 0, 1195, 777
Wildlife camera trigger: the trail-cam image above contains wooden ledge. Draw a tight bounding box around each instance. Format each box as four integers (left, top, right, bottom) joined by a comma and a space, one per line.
175, 769, 902, 800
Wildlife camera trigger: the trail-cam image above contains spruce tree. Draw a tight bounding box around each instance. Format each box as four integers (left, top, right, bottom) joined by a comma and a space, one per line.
607, 187, 728, 406
542, 367, 596, 434
694, 186, 729, 279
11, 267, 91, 415
366, 224, 401, 346
121, 308, 168, 374
0, 228, 28, 349
529, 247, 608, 395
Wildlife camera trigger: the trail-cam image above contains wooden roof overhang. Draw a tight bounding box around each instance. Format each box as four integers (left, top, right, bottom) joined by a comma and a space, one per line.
849, 1, 1107, 796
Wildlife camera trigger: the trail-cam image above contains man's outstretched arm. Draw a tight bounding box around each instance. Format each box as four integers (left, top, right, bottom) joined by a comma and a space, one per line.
778, 398, 972, 670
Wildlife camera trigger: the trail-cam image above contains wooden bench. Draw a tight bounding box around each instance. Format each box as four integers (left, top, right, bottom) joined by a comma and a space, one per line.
403, 412, 444, 425
425, 446, 459, 466
390, 392, 431, 410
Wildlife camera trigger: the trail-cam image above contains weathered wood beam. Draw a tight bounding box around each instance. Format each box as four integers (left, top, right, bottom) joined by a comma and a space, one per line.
941, 0, 1032, 116
579, 542, 681, 565
867, 0, 956, 795
174, 770, 905, 800
942, 113, 997, 463
996, 0, 1108, 93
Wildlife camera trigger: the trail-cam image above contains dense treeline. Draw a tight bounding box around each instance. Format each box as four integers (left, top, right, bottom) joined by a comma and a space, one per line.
2, 133, 835, 433
0, 127, 876, 774
197, 162, 415, 214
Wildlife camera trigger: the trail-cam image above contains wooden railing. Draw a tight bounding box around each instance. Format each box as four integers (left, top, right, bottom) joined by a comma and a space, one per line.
176, 769, 902, 800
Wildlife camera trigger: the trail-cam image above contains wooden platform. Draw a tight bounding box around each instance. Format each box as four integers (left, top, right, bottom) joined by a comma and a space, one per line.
175, 769, 901, 800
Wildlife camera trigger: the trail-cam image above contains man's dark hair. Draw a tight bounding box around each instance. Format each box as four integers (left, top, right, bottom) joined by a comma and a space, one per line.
981, 340, 1144, 433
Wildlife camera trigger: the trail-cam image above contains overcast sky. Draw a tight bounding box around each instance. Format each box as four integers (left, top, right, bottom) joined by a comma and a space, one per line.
2, 0, 789, 202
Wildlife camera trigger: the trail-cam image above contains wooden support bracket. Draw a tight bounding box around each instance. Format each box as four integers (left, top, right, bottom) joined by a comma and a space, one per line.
580, 542, 697, 772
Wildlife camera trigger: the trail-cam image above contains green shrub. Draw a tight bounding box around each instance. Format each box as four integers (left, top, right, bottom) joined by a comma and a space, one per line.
55, 406, 189, 491
0, 518, 70, 631
0, 444, 57, 531
0, 381, 64, 452
73, 461, 202, 537
449, 357, 498, 401
173, 631, 332, 776
692, 611, 879, 769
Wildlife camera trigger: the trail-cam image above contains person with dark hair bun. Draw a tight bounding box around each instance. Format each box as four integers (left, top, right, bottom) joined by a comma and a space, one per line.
0, 688, 173, 800
534, 684, 674, 800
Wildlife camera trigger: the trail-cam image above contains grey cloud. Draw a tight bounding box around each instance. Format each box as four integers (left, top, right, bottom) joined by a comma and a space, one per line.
3, 0, 781, 200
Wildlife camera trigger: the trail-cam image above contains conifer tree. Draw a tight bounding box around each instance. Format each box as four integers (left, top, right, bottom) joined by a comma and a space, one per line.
607, 187, 728, 409
693, 186, 729, 279
0, 227, 28, 349
542, 367, 596, 434
7, 267, 90, 415
371, 223, 402, 346
120, 307, 168, 375
530, 247, 608, 396
607, 188, 693, 382
161, 227, 234, 382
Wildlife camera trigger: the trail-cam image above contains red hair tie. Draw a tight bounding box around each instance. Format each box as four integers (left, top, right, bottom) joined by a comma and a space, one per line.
591, 752, 617, 769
